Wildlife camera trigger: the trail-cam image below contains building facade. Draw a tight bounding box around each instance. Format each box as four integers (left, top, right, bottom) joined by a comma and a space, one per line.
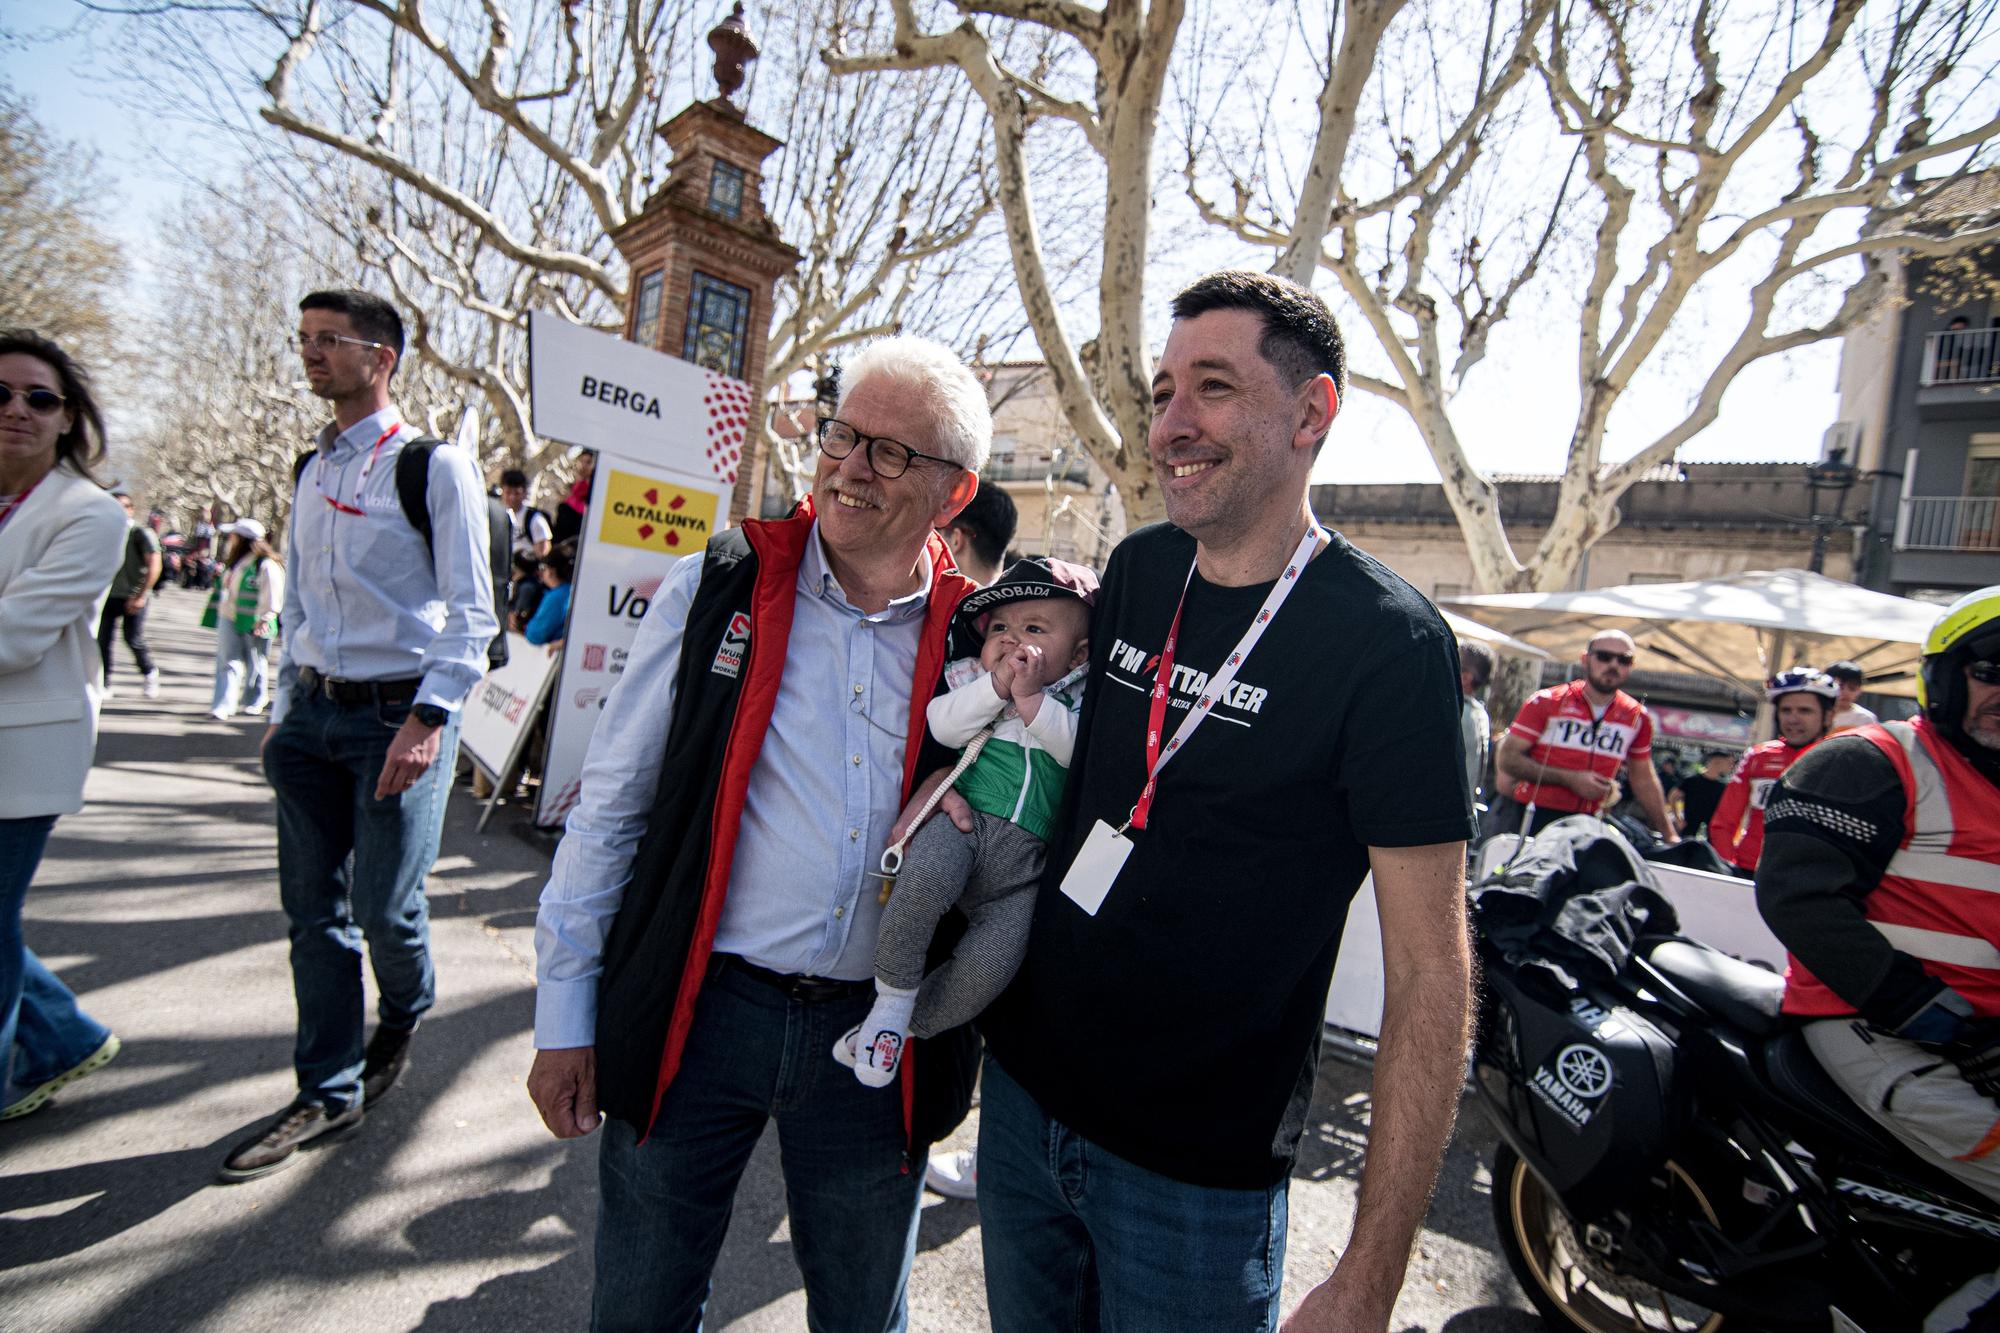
1311, 463, 1856, 604
983, 364, 1125, 569
1834, 179, 2000, 600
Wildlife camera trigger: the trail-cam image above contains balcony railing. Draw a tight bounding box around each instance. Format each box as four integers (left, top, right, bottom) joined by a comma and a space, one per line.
1920, 328, 2000, 386
1896, 494, 2000, 551
984, 458, 1095, 485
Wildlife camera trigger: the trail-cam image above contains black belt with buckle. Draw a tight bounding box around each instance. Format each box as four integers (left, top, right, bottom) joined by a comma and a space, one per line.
299, 666, 421, 706
710, 954, 874, 1003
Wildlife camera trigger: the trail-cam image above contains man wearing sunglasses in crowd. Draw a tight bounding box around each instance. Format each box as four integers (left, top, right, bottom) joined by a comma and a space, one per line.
1491, 629, 1680, 841
528, 337, 986, 1332
218, 290, 496, 1183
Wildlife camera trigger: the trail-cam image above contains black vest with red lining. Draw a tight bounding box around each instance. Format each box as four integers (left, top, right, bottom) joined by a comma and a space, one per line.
592, 501, 981, 1155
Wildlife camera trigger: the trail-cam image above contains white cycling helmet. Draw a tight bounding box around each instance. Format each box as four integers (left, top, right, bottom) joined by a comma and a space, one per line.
1765, 668, 1840, 704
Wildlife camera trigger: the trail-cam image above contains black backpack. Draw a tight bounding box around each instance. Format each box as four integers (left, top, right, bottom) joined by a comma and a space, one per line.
293, 438, 513, 669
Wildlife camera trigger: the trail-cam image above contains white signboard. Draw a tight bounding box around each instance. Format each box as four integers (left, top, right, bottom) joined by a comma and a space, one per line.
527, 310, 754, 485
459, 632, 561, 782
527, 313, 751, 828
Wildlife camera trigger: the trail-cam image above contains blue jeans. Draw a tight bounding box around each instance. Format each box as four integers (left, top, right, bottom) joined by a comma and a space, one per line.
591, 962, 925, 1333
977, 1053, 1289, 1333
2, 815, 112, 1107
212, 622, 270, 713
262, 685, 460, 1112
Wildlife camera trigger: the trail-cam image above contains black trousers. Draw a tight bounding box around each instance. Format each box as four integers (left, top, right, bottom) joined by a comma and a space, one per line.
96, 599, 156, 678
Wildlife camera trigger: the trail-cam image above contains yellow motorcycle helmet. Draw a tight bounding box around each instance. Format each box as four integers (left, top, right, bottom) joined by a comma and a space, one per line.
1917, 585, 2000, 730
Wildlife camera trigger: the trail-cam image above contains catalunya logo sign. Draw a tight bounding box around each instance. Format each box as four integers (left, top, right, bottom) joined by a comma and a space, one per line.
598, 469, 720, 554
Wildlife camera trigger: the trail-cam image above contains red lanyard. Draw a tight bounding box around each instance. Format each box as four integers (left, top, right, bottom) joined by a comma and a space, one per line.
0, 476, 43, 533
1129, 524, 1325, 831
316, 423, 402, 515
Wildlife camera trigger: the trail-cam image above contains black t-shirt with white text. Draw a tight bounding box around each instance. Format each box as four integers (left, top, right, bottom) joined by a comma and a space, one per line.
982, 523, 1474, 1189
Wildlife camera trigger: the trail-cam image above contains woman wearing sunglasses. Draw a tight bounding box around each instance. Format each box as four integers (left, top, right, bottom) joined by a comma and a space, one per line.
0, 329, 126, 1121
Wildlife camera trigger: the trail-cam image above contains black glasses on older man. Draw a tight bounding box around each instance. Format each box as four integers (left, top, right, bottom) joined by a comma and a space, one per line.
1592, 649, 1635, 666
1968, 660, 2000, 686
817, 418, 956, 479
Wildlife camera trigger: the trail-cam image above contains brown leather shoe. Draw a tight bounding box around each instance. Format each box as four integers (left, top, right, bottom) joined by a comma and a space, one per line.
361, 1022, 418, 1104
217, 1100, 363, 1183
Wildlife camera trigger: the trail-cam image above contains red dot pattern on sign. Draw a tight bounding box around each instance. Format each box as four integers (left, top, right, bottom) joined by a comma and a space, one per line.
702, 370, 753, 484
666, 530, 680, 547
638, 523, 655, 540
644, 488, 659, 505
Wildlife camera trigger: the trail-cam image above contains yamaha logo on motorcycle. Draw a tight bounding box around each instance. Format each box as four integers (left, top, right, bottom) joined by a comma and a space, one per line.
1469, 819, 2000, 1333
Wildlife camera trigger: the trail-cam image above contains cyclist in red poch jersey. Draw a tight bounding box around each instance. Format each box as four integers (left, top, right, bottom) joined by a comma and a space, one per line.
1491, 630, 1680, 842
1710, 669, 1839, 877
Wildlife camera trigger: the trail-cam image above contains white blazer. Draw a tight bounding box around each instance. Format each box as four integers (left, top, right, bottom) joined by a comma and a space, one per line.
0, 462, 126, 819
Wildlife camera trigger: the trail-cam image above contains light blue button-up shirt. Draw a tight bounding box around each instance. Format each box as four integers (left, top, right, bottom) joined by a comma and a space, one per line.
532, 522, 935, 1049
272, 406, 497, 726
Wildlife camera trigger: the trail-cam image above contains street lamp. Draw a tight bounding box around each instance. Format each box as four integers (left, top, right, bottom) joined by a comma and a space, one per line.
1805, 446, 1858, 574
813, 362, 841, 422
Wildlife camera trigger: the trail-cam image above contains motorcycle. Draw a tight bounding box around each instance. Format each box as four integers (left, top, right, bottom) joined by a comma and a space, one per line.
1470, 821, 2000, 1333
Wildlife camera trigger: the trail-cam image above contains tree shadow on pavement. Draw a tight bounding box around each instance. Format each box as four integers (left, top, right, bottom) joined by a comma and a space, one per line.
4, 989, 541, 1325
21, 909, 284, 998
0, 1121, 254, 1268
409, 1121, 982, 1330
1292, 1059, 1508, 1256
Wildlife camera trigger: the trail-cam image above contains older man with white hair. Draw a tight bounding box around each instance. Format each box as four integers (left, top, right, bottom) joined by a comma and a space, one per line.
529, 336, 989, 1331
1492, 628, 1679, 840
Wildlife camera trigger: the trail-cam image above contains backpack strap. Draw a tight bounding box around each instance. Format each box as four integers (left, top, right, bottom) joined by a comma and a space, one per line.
394, 436, 442, 556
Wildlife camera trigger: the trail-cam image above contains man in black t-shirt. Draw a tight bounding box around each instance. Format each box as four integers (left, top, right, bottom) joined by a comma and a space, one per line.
974, 271, 1475, 1333
1677, 750, 1733, 837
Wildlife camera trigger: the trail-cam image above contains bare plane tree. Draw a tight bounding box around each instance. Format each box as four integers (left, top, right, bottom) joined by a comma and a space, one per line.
95, 0, 1019, 498
1193, 0, 2000, 592
826, 0, 1186, 522
132, 183, 465, 541
0, 93, 124, 369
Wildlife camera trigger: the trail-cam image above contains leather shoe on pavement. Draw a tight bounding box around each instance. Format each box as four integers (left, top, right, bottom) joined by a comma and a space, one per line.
361, 1022, 417, 1104
218, 1100, 362, 1182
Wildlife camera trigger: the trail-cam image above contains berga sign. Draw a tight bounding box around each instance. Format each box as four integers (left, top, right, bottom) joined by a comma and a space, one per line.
526, 312, 752, 826
527, 311, 754, 484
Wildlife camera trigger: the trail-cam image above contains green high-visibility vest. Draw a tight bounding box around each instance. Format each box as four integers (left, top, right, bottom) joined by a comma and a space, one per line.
202, 558, 267, 634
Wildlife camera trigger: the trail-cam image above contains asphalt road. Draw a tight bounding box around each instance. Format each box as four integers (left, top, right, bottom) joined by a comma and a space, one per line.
1, 587, 1540, 1332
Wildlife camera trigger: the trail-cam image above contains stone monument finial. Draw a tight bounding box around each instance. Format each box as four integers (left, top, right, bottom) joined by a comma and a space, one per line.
708, 3, 759, 104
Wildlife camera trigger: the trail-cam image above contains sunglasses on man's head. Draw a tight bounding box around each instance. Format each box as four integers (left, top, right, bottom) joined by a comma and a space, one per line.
1592, 649, 1635, 666
0, 384, 67, 415
1969, 660, 2000, 686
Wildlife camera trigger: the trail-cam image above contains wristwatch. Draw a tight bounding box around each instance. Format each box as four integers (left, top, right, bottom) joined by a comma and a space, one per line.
412, 703, 449, 729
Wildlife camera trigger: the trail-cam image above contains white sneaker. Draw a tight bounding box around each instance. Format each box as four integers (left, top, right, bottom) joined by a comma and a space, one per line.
209, 707, 237, 721
923, 1148, 977, 1201
142, 671, 161, 699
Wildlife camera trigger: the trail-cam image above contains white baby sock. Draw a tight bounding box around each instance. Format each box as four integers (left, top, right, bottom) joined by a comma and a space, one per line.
839, 983, 919, 1088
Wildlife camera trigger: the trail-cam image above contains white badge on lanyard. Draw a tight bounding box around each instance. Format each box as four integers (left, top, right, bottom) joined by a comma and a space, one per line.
1059, 523, 1325, 916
